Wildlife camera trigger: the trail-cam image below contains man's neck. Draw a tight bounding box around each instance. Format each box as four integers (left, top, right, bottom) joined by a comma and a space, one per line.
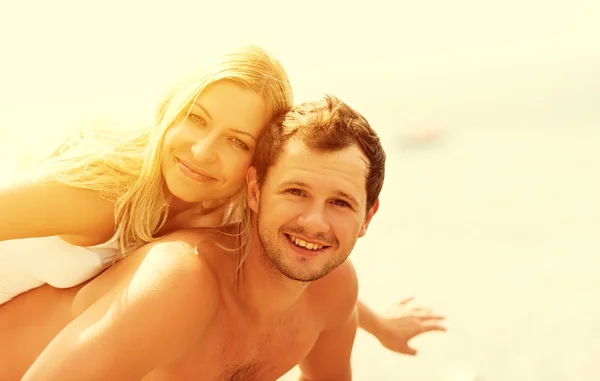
235, 227, 310, 324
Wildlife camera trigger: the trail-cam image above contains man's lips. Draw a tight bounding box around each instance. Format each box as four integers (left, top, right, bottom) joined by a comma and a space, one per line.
285, 233, 332, 252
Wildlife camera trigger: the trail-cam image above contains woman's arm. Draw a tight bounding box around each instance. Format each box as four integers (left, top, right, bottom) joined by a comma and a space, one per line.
0, 170, 115, 244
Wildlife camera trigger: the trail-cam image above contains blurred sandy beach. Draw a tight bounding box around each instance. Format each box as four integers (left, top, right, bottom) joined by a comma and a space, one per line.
1, 1, 599, 379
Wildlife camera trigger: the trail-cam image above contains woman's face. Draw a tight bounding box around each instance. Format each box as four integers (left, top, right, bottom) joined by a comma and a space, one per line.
161, 80, 270, 205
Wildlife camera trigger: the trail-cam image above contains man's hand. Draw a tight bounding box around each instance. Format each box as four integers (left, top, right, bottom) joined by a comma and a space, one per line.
373, 297, 446, 355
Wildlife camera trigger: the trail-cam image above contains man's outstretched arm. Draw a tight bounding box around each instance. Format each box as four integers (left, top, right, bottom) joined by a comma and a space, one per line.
357, 297, 446, 355
356, 299, 382, 336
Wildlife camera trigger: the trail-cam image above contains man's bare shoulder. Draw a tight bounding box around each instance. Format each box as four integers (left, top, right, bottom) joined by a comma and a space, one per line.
100, 229, 224, 331
138, 229, 222, 290
22, 230, 225, 380
76, 229, 224, 317
308, 260, 359, 323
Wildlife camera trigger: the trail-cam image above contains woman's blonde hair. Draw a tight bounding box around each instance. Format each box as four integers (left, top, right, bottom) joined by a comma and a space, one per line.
44, 45, 293, 269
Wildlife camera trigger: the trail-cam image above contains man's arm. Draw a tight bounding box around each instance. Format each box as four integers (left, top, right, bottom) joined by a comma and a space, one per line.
22, 237, 220, 381
298, 307, 358, 381
298, 262, 359, 381
356, 299, 382, 336
357, 297, 446, 355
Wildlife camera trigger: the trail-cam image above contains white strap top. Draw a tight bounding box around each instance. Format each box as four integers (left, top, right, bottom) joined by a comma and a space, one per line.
0, 233, 119, 305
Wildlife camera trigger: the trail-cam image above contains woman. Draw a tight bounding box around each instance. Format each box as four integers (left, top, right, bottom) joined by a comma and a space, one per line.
0, 45, 444, 368
0, 45, 287, 303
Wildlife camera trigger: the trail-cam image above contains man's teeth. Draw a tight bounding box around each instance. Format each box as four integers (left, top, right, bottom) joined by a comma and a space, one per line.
288, 235, 324, 250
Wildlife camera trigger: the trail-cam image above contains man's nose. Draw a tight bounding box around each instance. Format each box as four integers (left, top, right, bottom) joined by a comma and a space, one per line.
297, 203, 330, 235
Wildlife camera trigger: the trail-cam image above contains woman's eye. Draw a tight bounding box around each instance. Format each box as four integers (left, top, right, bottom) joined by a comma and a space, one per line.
231, 138, 249, 150
288, 189, 304, 196
189, 114, 207, 126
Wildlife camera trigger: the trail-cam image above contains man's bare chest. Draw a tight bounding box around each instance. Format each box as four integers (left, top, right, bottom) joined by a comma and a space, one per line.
151, 313, 323, 381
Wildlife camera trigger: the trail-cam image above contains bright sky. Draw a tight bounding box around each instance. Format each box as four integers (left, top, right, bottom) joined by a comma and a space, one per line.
0, 0, 598, 148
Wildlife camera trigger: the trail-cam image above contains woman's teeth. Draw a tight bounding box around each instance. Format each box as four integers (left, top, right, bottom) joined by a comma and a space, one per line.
287, 234, 324, 250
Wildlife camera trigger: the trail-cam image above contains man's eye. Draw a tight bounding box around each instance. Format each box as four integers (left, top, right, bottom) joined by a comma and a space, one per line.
288, 189, 304, 196
333, 200, 350, 208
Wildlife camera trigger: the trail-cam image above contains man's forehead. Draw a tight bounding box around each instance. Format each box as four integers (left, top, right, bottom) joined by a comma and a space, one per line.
271, 139, 368, 202
278, 138, 365, 160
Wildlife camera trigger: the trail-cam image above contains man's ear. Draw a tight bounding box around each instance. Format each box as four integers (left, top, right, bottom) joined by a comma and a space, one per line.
359, 198, 380, 237
246, 166, 260, 213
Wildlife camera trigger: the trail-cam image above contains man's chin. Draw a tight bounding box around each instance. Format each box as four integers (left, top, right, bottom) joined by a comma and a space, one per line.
279, 272, 320, 283
260, 236, 333, 282
274, 262, 331, 283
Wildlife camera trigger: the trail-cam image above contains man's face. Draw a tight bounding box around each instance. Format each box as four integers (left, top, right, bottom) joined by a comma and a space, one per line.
247, 139, 379, 282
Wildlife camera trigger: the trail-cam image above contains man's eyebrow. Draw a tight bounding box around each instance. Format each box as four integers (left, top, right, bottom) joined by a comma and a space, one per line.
279, 180, 309, 189
279, 181, 360, 206
335, 190, 359, 207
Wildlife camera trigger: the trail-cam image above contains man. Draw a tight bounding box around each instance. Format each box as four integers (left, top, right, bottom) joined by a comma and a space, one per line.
10, 95, 384, 380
